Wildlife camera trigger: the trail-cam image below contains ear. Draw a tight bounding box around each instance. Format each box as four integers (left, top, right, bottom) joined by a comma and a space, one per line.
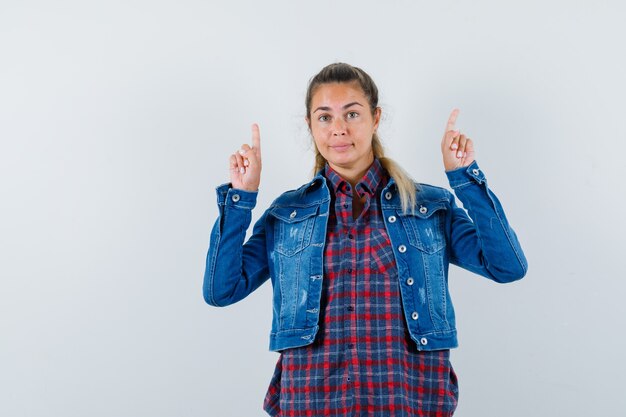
373, 107, 382, 130
305, 116, 312, 130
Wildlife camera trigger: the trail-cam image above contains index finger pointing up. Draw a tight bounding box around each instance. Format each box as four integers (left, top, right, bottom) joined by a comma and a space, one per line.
446, 108, 460, 132
251, 123, 261, 154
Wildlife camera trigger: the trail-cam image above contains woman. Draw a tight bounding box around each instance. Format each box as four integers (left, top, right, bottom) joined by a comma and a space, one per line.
203, 63, 527, 416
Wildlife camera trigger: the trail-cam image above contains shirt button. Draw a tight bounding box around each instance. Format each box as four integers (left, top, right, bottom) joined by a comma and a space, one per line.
388, 215, 396, 223
348, 268, 353, 273
385, 191, 393, 200
411, 312, 419, 320
419, 206, 428, 214
343, 203, 348, 208
398, 245, 407, 253
420, 337, 428, 345
289, 210, 297, 219
472, 168, 480, 176
347, 306, 354, 311
407, 277, 414, 285
348, 344, 354, 349
348, 233, 354, 239
231, 194, 240, 202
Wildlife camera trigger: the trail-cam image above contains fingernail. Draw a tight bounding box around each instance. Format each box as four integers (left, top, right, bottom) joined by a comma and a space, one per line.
244, 160, 249, 166
239, 149, 246, 155
457, 151, 463, 158
239, 167, 245, 174
451, 143, 458, 150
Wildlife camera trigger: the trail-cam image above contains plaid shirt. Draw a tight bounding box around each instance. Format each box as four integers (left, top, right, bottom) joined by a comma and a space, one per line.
263, 158, 459, 416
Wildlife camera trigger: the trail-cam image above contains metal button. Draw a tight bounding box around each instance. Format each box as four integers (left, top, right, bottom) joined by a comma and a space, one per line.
385, 191, 393, 200
420, 337, 428, 345
411, 312, 419, 320
388, 215, 396, 223
407, 277, 414, 285
289, 210, 297, 219
398, 245, 407, 253
419, 206, 427, 214
231, 194, 240, 202
472, 168, 480, 176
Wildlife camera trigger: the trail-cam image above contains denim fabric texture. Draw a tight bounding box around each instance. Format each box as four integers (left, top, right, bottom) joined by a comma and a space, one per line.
203, 160, 528, 352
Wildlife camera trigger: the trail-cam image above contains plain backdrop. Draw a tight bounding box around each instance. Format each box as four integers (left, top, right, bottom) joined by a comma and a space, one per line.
1, 1, 625, 416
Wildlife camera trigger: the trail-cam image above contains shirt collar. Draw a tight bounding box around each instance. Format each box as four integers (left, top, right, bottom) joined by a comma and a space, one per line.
324, 158, 387, 197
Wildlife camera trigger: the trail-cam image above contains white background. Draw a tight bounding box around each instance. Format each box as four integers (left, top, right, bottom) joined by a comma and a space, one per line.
1, 1, 625, 416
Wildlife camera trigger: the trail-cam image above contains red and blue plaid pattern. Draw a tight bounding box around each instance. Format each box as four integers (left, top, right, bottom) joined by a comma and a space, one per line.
263, 159, 459, 416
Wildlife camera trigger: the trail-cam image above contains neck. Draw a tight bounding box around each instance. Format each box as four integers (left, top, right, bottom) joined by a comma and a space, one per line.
329, 153, 374, 189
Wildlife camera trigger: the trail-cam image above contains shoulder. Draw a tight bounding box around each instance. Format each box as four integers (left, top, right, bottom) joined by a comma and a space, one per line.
413, 181, 452, 202
269, 177, 330, 208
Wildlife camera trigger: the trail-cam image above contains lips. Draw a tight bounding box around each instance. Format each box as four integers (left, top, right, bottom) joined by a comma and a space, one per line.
330, 144, 352, 152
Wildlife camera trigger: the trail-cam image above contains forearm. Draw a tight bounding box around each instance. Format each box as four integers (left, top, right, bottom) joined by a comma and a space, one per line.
446, 161, 528, 282
203, 184, 269, 306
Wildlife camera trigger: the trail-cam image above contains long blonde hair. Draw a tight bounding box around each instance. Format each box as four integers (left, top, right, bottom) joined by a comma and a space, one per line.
306, 63, 417, 213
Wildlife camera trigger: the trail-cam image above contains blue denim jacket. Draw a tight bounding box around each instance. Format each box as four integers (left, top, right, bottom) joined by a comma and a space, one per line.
203, 160, 527, 352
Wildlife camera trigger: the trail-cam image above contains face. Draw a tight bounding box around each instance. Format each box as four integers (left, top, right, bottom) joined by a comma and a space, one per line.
307, 82, 381, 176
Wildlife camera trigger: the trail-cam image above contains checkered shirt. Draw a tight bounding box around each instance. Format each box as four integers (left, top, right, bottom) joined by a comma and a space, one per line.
263, 158, 459, 416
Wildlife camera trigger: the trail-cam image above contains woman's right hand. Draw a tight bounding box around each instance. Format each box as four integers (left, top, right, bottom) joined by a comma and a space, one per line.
229, 123, 262, 192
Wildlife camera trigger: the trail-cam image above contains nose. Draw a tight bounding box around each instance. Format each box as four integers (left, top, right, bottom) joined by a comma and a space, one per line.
332, 119, 346, 136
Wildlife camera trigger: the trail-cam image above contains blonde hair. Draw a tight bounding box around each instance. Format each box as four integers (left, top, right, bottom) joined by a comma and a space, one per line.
306, 63, 417, 213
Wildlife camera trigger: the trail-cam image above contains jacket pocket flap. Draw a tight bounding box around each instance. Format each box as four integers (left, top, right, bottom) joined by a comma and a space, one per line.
271, 205, 319, 223
398, 201, 447, 219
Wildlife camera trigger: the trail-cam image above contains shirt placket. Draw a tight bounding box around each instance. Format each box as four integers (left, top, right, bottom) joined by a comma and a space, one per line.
334, 185, 357, 400
337, 183, 373, 403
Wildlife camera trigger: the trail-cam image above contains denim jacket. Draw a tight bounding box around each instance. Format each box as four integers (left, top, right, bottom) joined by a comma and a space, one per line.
203, 160, 527, 352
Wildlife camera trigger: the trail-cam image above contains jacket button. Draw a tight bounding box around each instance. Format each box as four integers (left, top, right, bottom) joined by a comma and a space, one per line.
231, 194, 240, 202
411, 312, 419, 320
419, 206, 427, 214
289, 210, 297, 219
385, 191, 393, 200
472, 168, 480, 176
420, 337, 428, 345
388, 215, 396, 223
406, 277, 414, 285
398, 245, 407, 253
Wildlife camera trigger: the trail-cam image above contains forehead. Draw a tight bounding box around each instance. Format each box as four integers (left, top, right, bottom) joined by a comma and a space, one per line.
311, 82, 366, 107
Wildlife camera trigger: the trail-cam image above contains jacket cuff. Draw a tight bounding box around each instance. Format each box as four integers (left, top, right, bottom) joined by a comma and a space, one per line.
445, 160, 486, 189
215, 183, 258, 210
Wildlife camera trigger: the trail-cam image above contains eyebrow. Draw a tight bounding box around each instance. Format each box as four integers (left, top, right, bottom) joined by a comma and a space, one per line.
313, 102, 364, 113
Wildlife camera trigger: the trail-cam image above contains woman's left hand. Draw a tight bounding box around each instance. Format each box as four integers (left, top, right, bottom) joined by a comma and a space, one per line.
440, 108, 476, 171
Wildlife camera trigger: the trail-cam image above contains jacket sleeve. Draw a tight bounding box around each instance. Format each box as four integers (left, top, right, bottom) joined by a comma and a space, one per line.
444, 161, 528, 283
202, 183, 271, 307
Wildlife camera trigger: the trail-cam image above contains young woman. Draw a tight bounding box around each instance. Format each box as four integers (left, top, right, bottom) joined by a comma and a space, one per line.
203, 63, 527, 416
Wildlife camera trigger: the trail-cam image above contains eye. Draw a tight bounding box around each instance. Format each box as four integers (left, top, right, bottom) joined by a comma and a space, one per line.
347, 111, 359, 119
318, 114, 330, 122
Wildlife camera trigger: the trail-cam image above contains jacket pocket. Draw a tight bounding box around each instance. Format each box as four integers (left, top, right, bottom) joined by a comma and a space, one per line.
397, 202, 447, 254
270, 205, 318, 257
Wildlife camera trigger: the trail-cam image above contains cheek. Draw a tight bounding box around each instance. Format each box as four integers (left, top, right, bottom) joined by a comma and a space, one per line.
311, 125, 327, 144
